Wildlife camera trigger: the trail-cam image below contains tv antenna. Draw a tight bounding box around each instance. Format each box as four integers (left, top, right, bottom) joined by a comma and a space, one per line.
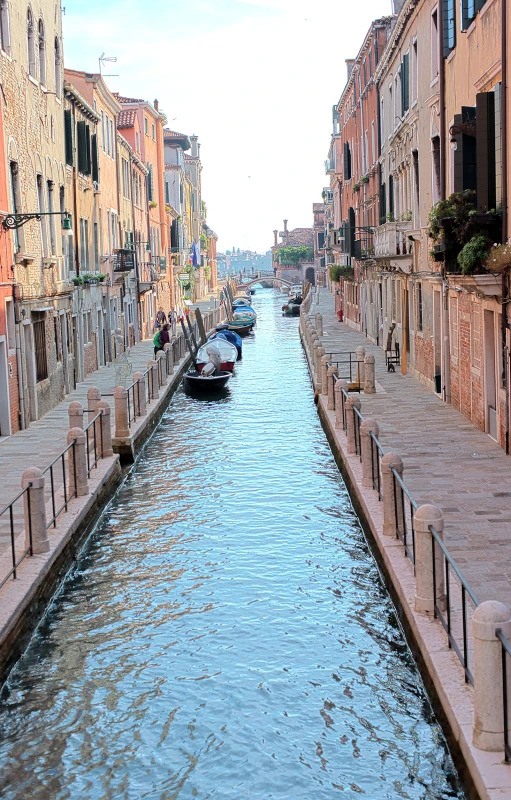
99, 53, 118, 77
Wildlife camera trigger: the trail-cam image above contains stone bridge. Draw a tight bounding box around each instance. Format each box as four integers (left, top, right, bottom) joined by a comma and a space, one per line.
237, 275, 295, 290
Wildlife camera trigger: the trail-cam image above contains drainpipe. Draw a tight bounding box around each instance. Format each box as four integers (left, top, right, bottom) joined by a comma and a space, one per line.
438, 0, 451, 403
14, 301, 26, 431
501, 0, 509, 453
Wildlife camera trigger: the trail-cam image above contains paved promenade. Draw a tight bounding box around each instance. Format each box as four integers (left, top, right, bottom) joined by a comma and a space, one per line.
0, 294, 220, 554
311, 288, 511, 608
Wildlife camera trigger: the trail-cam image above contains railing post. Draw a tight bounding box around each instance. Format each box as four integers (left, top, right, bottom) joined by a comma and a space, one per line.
321, 354, 329, 395
334, 381, 344, 429
21, 467, 49, 553
164, 342, 174, 376
473, 602, 511, 751
114, 386, 130, 438
87, 385, 101, 425
96, 400, 113, 457
345, 395, 361, 454
133, 371, 147, 417
156, 350, 167, 386
360, 419, 379, 488
355, 346, 365, 386
381, 453, 403, 536
364, 353, 376, 394
315, 346, 325, 381
68, 400, 84, 430
315, 313, 323, 336
414, 504, 445, 614
327, 366, 338, 409
67, 427, 89, 496
147, 359, 159, 400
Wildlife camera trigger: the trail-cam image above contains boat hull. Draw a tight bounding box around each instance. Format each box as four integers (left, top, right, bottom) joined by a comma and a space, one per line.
183, 371, 231, 393
196, 360, 235, 373
227, 323, 253, 337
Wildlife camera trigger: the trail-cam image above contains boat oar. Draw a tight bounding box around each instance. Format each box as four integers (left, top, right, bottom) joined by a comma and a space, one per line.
181, 318, 199, 371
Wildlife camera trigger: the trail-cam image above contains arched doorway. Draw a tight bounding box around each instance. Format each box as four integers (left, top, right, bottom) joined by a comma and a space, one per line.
305, 267, 315, 286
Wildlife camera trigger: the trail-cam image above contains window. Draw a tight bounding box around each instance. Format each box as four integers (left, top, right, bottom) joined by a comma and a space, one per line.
147, 163, 154, 200
91, 133, 99, 183
389, 174, 394, 217
122, 157, 130, 198
413, 149, 420, 224
37, 174, 48, 255
47, 180, 56, 254
93, 222, 99, 270
343, 142, 352, 180
416, 283, 423, 331
101, 110, 105, 151
33, 315, 48, 381
27, 8, 36, 77
54, 38, 61, 98
431, 9, 439, 80
9, 162, 22, 253
38, 18, 45, 85
106, 209, 111, 253
109, 119, 114, 158
5, 300, 15, 352
371, 121, 376, 166
80, 218, 89, 269
411, 39, 418, 104
53, 316, 61, 361
0, 0, 11, 54
64, 109, 73, 165
388, 84, 393, 135
461, 0, 475, 31
471, 301, 481, 368
432, 136, 441, 203
443, 0, 455, 58
136, 131, 139, 152
151, 123, 155, 140
144, 116, 148, 135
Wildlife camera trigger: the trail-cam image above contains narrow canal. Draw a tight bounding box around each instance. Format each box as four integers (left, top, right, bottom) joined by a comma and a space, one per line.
0, 289, 464, 799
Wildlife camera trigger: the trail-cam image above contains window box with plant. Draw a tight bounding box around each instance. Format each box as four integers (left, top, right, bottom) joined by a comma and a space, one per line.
352, 183, 360, 193
329, 264, 355, 282
360, 175, 369, 185
149, 201, 158, 209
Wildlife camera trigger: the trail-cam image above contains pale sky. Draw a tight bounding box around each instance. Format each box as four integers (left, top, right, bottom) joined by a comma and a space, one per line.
63, 0, 392, 252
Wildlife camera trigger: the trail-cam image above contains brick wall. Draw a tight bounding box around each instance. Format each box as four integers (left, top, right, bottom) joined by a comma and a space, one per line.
84, 338, 98, 378
414, 333, 434, 384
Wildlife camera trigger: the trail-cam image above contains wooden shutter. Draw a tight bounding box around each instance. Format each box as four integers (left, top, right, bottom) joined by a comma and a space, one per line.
476, 92, 496, 211
461, 0, 475, 30
147, 164, 153, 201
91, 134, 99, 183
343, 143, 349, 180
442, 0, 455, 57
380, 181, 386, 223
64, 110, 74, 166
77, 120, 87, 173
389, 175, 394, 215
85, 125, 91, 176
401, 54, 409, 115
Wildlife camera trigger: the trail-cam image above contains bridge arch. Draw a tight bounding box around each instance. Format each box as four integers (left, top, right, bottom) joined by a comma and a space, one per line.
238, 276, 294, 290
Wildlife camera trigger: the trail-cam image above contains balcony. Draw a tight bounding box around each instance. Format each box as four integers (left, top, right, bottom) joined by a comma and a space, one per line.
374, 221, 413, 259
113, 249, 136, 272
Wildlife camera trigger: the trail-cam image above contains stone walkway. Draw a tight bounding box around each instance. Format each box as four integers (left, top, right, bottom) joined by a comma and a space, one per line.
0, 294, 220, 552
310, 288, 511, 608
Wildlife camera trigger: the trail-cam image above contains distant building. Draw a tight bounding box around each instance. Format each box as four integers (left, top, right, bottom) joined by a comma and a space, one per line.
271, 220, 314, 284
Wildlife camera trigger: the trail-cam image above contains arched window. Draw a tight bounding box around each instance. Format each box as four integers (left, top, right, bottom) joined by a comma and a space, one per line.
27, 8, 36, 77
38, 18, 45, 84
54, 37, 61, 98
0, 0, 11, 54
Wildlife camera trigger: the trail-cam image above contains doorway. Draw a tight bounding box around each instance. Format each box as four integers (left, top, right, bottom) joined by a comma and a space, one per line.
23, 323, 37, 422
305, 267, 315, 286
433, 290, 441, 392
484, 309, 497, 439
0, 339, 11, 436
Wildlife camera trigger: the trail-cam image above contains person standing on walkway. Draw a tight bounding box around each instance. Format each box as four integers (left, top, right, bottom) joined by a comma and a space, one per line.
155, 307, 167, 327
160, 323, 171, 350
153, 327, 163, 357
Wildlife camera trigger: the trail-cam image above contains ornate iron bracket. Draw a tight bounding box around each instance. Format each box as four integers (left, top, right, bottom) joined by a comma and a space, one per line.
2, 211, 72, 231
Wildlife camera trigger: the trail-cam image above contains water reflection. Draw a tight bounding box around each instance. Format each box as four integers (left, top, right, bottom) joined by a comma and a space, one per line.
0, 290, 464, 799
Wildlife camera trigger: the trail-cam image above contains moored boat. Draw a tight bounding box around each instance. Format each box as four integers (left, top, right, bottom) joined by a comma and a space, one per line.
227, 320, 253, 337
183, 370, 231, 393
196, 338, 238, 372
213, 326, 243, 359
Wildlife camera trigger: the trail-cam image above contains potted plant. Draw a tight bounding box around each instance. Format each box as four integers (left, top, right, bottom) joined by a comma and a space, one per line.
352, 182, 360, 193
97, 273, 107, 283
457, 234, 490, 275
360, 175, 369, 184
149, 201, 158, 209
71, 276, 84, 286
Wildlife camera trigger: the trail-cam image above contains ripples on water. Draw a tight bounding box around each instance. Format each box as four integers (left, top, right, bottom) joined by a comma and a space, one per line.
0, 290, 464, 799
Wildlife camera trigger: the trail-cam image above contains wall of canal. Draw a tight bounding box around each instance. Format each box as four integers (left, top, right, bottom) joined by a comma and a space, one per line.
0, 289, 465, 799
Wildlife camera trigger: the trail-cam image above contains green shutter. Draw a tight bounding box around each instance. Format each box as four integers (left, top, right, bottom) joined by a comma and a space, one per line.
147, 164, 153, 201
64, 110, 74, 166
443, 0, 456, 57
85, 125, 91, 176
476, 92, 496, 211
91, 134, 99, 183
401, 54, 409, 115
77, 120, 87, 173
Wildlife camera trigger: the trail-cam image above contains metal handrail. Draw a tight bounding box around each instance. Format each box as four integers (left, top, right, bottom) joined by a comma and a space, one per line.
430, 523, 480, 685
496, 628, 511, 762
84, 411, 104, 477
392, 467, 418, 565
42, 440, 77, 528
0, 484, 33, 589
370, 432, 383, 500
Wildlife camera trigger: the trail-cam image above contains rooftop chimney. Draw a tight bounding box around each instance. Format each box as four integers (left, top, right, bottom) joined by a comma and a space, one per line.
273, 229, 278, 246
154, 99, 159, 111
283, 219, 289, 243
190, 135, 199, 158
392, 0, 405, 13
346, 59, 356, 81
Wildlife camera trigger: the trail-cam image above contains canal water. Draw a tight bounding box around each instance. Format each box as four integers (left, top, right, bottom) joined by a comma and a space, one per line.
0, 289, 464, 799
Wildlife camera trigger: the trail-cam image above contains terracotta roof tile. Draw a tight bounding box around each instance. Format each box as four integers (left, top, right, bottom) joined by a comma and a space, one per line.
114, 93, 144, 104
117, 109, 136, 128
164, 128, 189, 139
